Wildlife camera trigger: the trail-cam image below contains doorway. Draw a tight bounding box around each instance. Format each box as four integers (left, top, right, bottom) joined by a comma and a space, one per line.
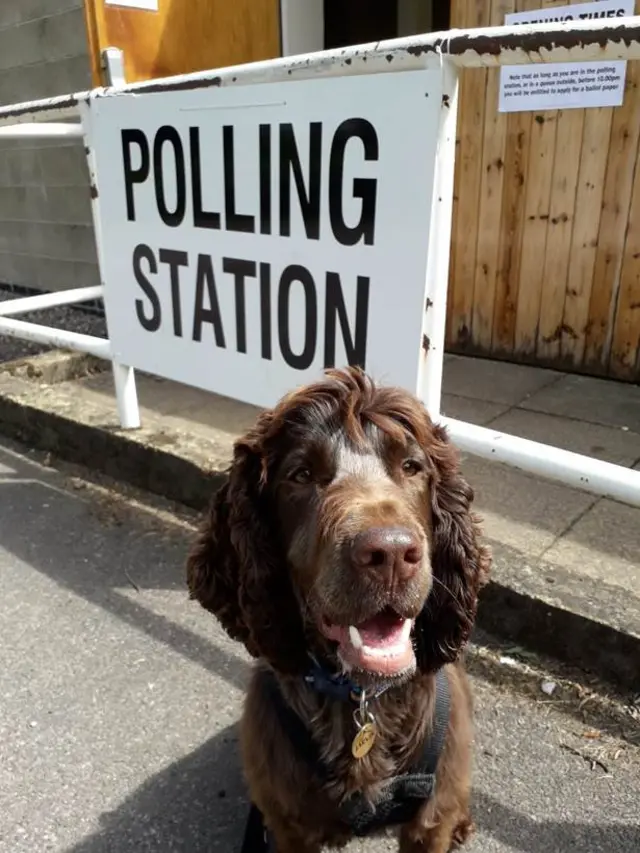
324, 0, 399, 49
280, 0, 451, 57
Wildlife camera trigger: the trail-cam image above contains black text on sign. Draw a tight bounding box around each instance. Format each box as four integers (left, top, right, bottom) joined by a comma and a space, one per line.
121, 119, 379, 370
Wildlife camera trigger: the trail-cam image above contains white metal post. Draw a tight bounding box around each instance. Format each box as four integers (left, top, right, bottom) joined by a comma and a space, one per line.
101, 47, 126, 87
418, 56, 459, 419
112, 362, 141, 430
79, 100, 141, 431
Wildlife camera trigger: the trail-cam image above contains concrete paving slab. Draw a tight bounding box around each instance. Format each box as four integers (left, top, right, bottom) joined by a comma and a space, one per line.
521, 373, 640, 431
487, 408, 640, 467
460, 455, 596, 558
441, 393, 510, 426
544, 498, 640, 593
0, 438, 638, 853
75, 371, 261, 442
442, 355, 562, 406
83, 375, 510, 434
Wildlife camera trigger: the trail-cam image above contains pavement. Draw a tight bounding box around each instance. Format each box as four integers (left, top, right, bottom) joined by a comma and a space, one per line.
0, 346, 638, 692
0, 436, 638, 853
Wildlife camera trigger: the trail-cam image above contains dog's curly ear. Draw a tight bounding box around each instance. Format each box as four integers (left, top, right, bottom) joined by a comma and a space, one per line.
186, 417, 308, 675
186, 476, 256, 652
415, 424, 491, 673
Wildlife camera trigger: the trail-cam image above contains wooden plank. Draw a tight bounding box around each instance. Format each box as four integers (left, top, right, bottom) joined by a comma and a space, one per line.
585, 10, 640, 372
536, 129, 585, 361
493, 0, 544, 355
492, 105, 531, 354
560, 106, 614, 366
535, 0, 588, 363
513, 0, 567, 357
447, 0, 490, 348
84, 0, 280, 86
609, 135, 640, 379
513, 109, 557, 356
83, 0, 105, 88
471, 0, 515, 353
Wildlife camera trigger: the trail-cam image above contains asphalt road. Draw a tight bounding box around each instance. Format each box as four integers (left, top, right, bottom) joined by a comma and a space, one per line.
0, 437, 638, 853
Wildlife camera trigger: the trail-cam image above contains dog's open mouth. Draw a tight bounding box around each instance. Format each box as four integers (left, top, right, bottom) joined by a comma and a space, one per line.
320, 608, 415, 676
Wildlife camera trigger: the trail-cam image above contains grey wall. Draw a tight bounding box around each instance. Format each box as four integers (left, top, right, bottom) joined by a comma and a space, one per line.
0, 1, 98, 293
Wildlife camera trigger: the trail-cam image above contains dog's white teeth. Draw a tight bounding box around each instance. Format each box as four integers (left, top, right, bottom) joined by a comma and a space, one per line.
349, 626, 363, 650
401, 619, 413, 640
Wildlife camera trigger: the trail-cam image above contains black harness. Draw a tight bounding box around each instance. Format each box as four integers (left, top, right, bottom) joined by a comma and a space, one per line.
240, 666, 450, 851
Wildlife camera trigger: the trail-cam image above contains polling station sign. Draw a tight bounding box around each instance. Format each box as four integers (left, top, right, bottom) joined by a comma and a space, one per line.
88, 71, 442, 408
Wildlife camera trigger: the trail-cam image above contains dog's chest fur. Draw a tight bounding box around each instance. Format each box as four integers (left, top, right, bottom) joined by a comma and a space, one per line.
282, 673, 435, 803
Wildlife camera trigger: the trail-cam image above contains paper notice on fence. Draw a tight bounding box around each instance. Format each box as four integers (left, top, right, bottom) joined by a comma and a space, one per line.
105, 0, 158, 10
499, 1, 634, 113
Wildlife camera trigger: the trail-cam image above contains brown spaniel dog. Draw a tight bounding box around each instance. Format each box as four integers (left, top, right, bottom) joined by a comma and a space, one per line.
186, 367, 490, 852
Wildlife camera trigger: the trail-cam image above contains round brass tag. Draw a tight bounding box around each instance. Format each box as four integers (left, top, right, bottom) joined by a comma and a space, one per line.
351, 722, 377, 759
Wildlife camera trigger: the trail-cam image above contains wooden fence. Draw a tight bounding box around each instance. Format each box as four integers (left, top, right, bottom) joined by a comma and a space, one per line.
447, 0, 640, 381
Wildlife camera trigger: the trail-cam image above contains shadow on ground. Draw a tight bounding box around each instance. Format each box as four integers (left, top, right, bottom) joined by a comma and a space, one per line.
0, 443, 250, 691
472, 791, 639, 853
57, 732, 639, 853
64, 724, 247, 853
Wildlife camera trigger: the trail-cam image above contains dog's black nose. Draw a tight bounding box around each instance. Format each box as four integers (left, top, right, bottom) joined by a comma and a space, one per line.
350, 526, 422, 585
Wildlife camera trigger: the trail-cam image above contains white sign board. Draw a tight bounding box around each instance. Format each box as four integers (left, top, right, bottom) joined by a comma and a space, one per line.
499, 0, 634, 113
89, 71, 442, 408
105, 0, 158, 10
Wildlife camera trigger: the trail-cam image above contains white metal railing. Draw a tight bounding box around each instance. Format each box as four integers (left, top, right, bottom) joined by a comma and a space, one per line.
0, 285, 103, 317
0, 278, 139, 428
0, 16, 638, 504
0, 123, 83, 139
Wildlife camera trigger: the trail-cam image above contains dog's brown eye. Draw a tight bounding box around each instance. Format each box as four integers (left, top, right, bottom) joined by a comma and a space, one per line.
290, 466, 313, 484
401, 459, 422, 477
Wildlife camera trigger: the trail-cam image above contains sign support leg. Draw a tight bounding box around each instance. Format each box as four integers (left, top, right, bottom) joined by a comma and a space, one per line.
418, 58, 460, 421
113, 361, 141, 430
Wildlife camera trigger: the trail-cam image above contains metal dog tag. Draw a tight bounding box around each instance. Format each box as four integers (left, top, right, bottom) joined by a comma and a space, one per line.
352, 721, 377, 759
352, 694, 377, 759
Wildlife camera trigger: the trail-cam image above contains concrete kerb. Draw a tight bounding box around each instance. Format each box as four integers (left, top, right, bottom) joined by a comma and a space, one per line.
480, 543, 639, 696
0, 357, 227, 509
0, 351, 637, 695
0, 350, 105, 384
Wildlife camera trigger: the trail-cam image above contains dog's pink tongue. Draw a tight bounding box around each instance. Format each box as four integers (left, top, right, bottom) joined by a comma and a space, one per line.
344, 612, 415, 676
357, 610, 405, 648
320, 611, 416, 675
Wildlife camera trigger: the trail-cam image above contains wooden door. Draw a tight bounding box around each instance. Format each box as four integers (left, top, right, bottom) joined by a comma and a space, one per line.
448, 0, 640, 382
84, 0, 281, 86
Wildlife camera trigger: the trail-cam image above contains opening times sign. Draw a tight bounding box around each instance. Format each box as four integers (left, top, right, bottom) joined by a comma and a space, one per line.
89, 71, 441, 408
499, 1, 634, 113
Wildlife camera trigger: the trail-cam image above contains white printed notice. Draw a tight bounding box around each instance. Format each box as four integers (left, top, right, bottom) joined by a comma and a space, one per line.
499, 1, 634, 113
